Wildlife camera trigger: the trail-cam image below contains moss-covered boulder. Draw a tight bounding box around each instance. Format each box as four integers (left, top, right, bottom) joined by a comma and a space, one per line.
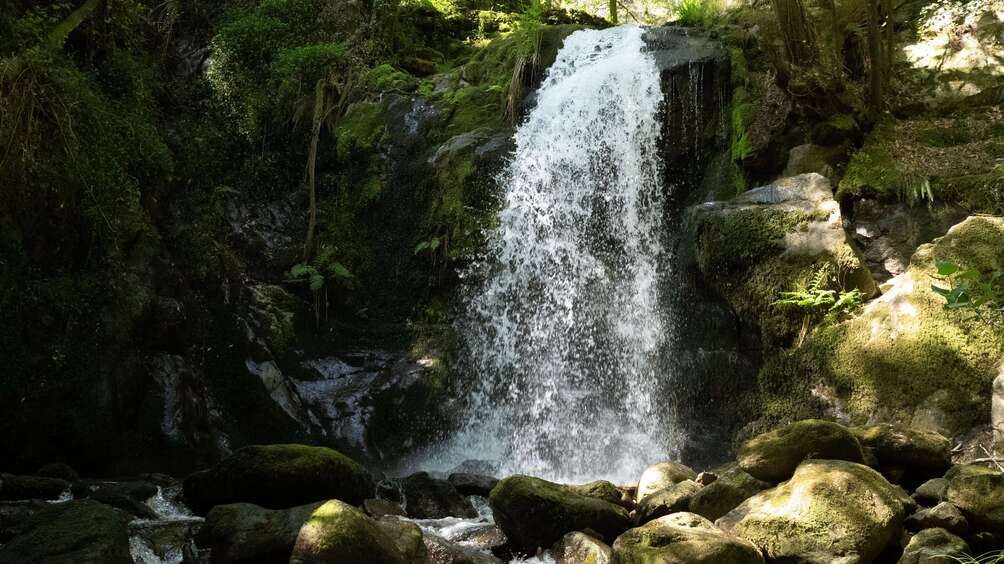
400, 472, 476, 519
898, 528, 970, 564
183, 444, 374, 514
850, 424, 952, 484
488, 475, 631, 554
636, 480, 703, 525
737, 419, 864, 483
612, 512, 764, 564
289, 500, 424, 564
0, 500, 133, 564
635, 461, 698, 502
565, 480, 626, 508
0, 474, 68, 501
552, 531, 613, 564
196, 501, 323, 563
688, 463, 771, 522
944, 465, 1004, 537
758, 216, 1004, 434
717, 460, 906, 563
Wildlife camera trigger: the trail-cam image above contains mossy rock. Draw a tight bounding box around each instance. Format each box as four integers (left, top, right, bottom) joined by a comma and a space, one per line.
898, 527, 970, 564
182, 444, 374, 514
564, 480, 625, 507
613, 512, 765, 564
688, 463, 771, 522
757, 216, 1004, 431
737, 419, 864, 483
552, 531, 613, 564
849, 424, 952, 484
636, 480, 703, 525
0, 500, 133, 564
944, 464, 1004, 537
635, 461, 698, 503
717, 460, 905, 563
488, 475, 631, 555
197, 501, 323, 563
399, 472, 476, 519
289, 500, 423, 564
0, 474, 68, 501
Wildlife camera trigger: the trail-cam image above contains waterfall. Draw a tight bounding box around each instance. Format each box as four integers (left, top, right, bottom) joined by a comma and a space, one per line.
437, 25, 674, 484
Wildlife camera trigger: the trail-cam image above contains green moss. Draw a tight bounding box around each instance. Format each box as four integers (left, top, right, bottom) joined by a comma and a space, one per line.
696, 208, 811, 273
917, 125, 971, 147
443, 85, 505, 133
837, 121, 918, 201
364, 64, 419, 92
336, 101, 389, 159
295, 500, 407, 564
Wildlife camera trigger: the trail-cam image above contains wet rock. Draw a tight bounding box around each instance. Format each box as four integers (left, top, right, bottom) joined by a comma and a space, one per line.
737, 419, 865, 483
364, 498, 406, 519
636, 480, 703, 524
289, 500, 423, 564
129, 519, 201, 564
0, 500, 132, 564
73, 480, 158, 502
0, 474, 68, 501
850, 424, 952, 484
488, 475, 630, 554
447, 460, 499, 477
377, 516, 427, 564
450, 523, 506, 552
695, 472, 718, 486
905, 502, 969, 536
944, 464, 1004, 536
718, 460, 905, 563
89, 488, 159, 520
35, 464, 78, 482
913, 478, 949, 506
613, 512, 764, 564
552, 531, 612, 564
423, 532, 502, 564
197, 501, 322, 563
898, 528, 970, 564
635, 461, 698, 503
400, 472, 476, 519
565, 480, 625, 507
688, 463, 771, 522
448, 473, 498, 498
781, 143, 848, 179
0, 500, 46, 543
182, 444, 374, 514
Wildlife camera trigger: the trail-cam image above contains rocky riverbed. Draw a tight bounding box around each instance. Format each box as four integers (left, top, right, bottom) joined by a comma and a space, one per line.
1, 418, 1002, 563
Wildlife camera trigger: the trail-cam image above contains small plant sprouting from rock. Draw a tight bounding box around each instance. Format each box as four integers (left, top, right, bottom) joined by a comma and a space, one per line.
775, 263, 864, 344
931, 260, 1004, 315
287, 247, 355, 325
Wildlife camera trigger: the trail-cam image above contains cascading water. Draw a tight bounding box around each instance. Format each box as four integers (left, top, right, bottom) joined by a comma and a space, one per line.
438, 25, 675, 484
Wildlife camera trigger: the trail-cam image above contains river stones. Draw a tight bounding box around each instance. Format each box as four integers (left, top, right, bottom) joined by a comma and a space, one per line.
488, 475, 631, 554
564, 480, 625, 507
0, 500, 47, 543
400, 472, 477, 519
687, 463, 771, 522
447, 473, 498, 498
289, 500, 425, 564
182, 444, 374, 514
898, 528, 970, 564
904, 501, 969, 537
850, 424, 952, 484
197, 501, 323, 563
0, 500, 133, 564
423, 532, 503, 564
717, 460, 906, 563
737, 419, 865, 483
944, 464, 1004, 537
913, 478, 949, 506
636, 480, 702, 524
635, 461, 698, 502
0, 474, 68, 501
612, 512, 764, 564
552, 531, 613, 564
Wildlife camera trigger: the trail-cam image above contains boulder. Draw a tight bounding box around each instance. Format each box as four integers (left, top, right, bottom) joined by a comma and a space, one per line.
737, 419, 865, 483
182, 444, 374, 514
289, 500, 423, 564
552, 531, 613, 564
448, 473, 498, 498
904, 502, 969, 537
34, 464, 79, 482
376, 516, 427, 564
196, 501, 323, 563
781, 143, 847, 180
0, 500, 133, 564
423, 532, 502, 564
565, 480, 625, 507
635, 461, 698, 502
913, 478, 949, 506
911, 388, 984, 439
0, 500, 47, 543
488, 475, 630, 554
897, 528, 970, 564
128, 519, 201, 564
0, 474, 68, 501
944, 464, 1004, 536
363, 498, 406, 519
688, 463, 771, 522
612, 512, 764, 564
636, 480, 702, 524
400, 472, 476, 519
449, 523, 506, 552
717, 460, 906, 563
850, 424, 952, 484
89, 488, 159, 520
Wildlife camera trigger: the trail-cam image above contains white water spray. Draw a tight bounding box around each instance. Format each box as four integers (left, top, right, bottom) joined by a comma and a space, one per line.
439, 25, 673, 483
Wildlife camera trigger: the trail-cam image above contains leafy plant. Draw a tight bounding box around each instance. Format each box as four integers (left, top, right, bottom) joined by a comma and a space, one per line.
942, 551, 1004, 564
674, 0, 722, 27
931, 260, 1004, 314
287, 247, 354, 324
775, 263, 864, 344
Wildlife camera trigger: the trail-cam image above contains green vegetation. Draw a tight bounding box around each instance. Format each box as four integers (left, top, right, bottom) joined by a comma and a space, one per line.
931, 260, 1004, 314
945, 552, 1004, 564
674, 0, 722, 27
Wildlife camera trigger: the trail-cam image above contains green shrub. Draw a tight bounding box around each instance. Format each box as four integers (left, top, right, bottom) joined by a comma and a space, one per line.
675, 0, 723, 27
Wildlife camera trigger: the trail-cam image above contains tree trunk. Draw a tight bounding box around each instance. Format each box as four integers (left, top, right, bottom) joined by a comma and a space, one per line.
865, 0, 884, 112
818, 0, 842, 68
771, 0, 816, 65
45, 0, 104, 52
881, 0, 894, 90
303, 78, 326, 264
609, 0, 618, 23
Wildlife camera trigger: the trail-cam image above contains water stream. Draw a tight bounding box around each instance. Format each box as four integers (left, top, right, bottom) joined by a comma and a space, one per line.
432, 25, 674, 484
